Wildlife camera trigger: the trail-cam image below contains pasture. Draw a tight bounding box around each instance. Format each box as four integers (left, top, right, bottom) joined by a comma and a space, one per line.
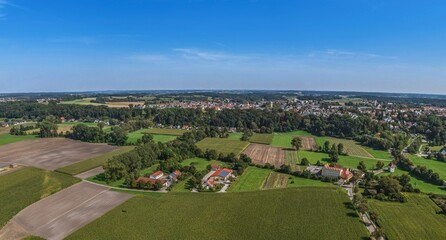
249, 133, 273, 145
143, 128, 188, 136
369, 194, 446, 240
196, 138, 249, 155
180, 157, 226, 171
67, 187, 369, 240
316, 137, 375, 158
379, 168, 446, 196
242, 143, 288, 167
126, 129, 177, 144
271, 130, 314, 148
229, 167, 271, 192
0, 134, 38, 146
0, 167, 79, 229
0, 138, 119, 170
408, 155, 446, 179
56, 146, 134, 175
297, 151, 385, 169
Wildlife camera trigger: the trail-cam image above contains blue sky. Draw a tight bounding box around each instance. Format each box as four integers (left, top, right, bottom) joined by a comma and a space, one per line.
0, 0, 445, 93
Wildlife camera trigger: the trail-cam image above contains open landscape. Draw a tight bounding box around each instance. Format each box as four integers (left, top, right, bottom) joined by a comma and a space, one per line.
66, 188, 369, 240
242, 143, 288, 167
196, 138, 249, 155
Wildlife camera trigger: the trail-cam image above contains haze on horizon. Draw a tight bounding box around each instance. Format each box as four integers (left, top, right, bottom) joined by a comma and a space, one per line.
0, 0, 445, 94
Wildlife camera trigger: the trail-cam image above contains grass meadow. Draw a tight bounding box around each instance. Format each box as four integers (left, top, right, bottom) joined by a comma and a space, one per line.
67, 187, 369, 240
196, 138, 249, 155
56, 146, 135, 175
142, 128, 189, 136
180, 157, 227, 171
369, 194, 446, 240
271, 130, 314, 148
0, 167, 79, 228
249, 133, 273, 145
298, 150, 386, 169
126, 129, 177, 144
0, 134, 38, 146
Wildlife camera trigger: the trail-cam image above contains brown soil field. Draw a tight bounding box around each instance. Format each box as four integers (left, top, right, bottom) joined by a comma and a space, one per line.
0, 138, 118, 170
242, 143, 286, 167
0, 182, 132, 240
301, 136, 317, 150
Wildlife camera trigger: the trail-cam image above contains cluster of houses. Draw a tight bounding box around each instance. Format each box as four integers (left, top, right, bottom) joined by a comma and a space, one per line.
136, 170, 182, 189
202, 166, 234, 190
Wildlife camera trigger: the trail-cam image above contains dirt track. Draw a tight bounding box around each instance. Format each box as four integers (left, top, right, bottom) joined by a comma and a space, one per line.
243, 143, 286, 167
0, 138, 118, 170
0, 182, 132, 240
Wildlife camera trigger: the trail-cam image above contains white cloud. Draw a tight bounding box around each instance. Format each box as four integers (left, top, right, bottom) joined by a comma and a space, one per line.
172, 48, 249, 61
308, 49, 397, 60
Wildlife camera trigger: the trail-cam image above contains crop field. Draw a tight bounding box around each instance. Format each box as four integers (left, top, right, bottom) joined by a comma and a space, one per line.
301, 136, 317, 150
0, 167, 80, 229
249, 133, 273, 145
369, 194, 446, 240
180, 157, 226, 171
67, 187, 369, 240
271, 130, 314, 148
0, 138, 119, 170
0, 134, 38, 146
285, 150, 299, 171
298, 151, 385, 169
242, 143, 288, 167
60, 98, 144, 108
126, 129, 177, 144
143, 128, 188, 136
287, 175, 332, 188
262, 172, 288, 189
229, 167, 271, 192
196, 138, 249, 155
56, 146, 135, 175
26, 122, 112, 135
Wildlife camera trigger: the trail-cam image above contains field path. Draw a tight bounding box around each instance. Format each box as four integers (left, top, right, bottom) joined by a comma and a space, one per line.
0, 182, 132, 240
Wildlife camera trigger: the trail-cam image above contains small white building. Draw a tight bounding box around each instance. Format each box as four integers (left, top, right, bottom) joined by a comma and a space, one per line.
388, 163, 396, 173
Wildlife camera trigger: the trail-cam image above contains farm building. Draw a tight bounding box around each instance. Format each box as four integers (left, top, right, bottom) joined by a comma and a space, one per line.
150, 171, 164, 179
203, 168, 234, 188
321, 164, 352, 180
169, 170, 182, 181
136, 177, 168, 187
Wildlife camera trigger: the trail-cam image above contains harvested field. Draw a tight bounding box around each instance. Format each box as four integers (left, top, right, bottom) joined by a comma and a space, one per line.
262, 172, 288, 189
242, 143, 287, 167
0, 182, 132, 240
249, 133, 273, 145
0, 138, 119, 170
301, 136, 317, 150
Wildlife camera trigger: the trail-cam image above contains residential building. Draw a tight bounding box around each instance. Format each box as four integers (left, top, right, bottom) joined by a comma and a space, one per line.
150, 171, 164, 179
321, 164, 352, 180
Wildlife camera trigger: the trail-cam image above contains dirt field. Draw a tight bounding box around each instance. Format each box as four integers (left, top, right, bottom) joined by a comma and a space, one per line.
0, 182, 131, 240
242, 143, 287, 167
74, 167, 104, 179
0, 138, 118, 170
301, 136, 317, 150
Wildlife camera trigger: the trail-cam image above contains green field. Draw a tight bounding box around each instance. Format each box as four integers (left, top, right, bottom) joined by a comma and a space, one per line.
380, 168, 446, 196
285, 150, 299, 171
0, 167, 80, 228
362, 146, 392, 160
249, 133, 273, 145
143, 128, 189, 136
67, 188, 369, 240
227, 132, 242, 140
315, 137, 375, 159
271, 130, 313, 148
56, 146, 135, 175
180, 157, 226, 171
196, 138, 249, 155
430, 145, 446, 151
170, 177, 192, 192
408, 155, 446, 179
369, 194, 446, 240
287, 175, 332, 188
126, 129, 177, 144
298, 150, 386, 169
60, 98, 105, 106
229, 167, 271, 192
0, 134, 38, 146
